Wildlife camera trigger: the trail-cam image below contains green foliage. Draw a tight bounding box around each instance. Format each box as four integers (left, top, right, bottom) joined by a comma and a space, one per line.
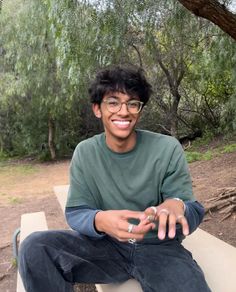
221, 93, 236, 133
0, 0, 235, 158
0, 151, 8, 161
202, 151, 213, 161
185, 141, 236, 163
221, 143, 236, 154
11, 258, 18, 268
190, 131, 215, 148
185, 151, 202, 163
185, 150, 213, 163
184, 30, 236, 134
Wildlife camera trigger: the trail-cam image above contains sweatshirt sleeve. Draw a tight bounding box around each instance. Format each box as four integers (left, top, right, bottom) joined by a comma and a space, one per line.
184, 200, 205, 234
65, 205, 105, 239
161, 139, 195, 202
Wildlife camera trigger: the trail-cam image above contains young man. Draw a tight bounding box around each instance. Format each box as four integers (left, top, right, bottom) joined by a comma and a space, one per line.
19, 65, 211, 292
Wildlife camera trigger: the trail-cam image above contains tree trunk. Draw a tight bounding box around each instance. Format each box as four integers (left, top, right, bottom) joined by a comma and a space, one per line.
170, 95, 180, 138
177, 0, 236, 40
169, 113, 178, 138
48, 116, 56, 160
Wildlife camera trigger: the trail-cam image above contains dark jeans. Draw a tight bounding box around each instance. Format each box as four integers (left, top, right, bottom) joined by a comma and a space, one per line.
18, 230, 211, 292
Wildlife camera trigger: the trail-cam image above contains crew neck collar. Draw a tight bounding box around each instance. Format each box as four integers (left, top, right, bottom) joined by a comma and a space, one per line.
101, 130, 141, 156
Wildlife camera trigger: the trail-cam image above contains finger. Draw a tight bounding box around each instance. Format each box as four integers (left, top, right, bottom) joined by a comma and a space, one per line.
177, 215, 189, 236
133, 221, 155, 234
139, 216, 156, 226
125, 221, 153, 234
122, 210, 145, 220
119, 218, 153, 235
124, 225, 151, 241
116, 224, 145, 241
143, 207, 158, 222
127, 223, 135, 233
168, 213, 177, 238
144, 206, 157, 216
157, 212, 168, 240
116, 220, 137, 235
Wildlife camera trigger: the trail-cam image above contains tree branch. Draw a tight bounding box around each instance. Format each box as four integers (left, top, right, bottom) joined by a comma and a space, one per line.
177, 0, 236, 40
131, 44, 143, 68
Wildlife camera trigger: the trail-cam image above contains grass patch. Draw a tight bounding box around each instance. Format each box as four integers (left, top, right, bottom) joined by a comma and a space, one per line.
8, 196, 23, 204
185, 151, 202, 163
221, 143, 236, 154
185, 150, 214, 163
185, 142, 236, 163
11, 258, 18, 268
0, 164, 38, 175
202, 151, 213, 161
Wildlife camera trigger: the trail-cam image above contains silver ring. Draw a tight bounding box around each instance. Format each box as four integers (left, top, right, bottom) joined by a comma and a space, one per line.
159, 208, 169, 215
147, 215, 155, 222
150, 206, 157, 215
128, 238, 136, 244
128, 224, 134, 233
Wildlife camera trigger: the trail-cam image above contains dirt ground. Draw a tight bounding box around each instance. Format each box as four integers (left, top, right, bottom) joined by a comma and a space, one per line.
0, 152, 236, 292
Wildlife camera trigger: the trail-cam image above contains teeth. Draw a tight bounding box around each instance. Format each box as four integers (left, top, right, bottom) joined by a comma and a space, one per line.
113, 121, 130, 125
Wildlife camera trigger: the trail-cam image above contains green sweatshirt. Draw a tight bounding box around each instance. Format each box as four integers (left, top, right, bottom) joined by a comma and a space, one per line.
67, 130, 195, 212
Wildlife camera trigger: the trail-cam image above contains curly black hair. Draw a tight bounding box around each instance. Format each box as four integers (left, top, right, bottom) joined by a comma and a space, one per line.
88, 64, 152, 106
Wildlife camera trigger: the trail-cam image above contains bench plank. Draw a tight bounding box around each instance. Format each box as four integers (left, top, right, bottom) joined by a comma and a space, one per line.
17, 212, 48, 292
54, 185, 236, 292
183, 228, 236, 292
96, 279, 143, 292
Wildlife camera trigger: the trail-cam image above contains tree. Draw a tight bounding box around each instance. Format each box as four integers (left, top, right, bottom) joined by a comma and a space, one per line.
1, 0, 235, 159
177, 0, 236, 40
0, 0, 128, 158
0, 0, 69, 159
119, 0, 208, 137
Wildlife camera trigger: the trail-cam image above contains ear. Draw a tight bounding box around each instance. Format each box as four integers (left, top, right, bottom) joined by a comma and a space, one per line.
92, 103, 102, 118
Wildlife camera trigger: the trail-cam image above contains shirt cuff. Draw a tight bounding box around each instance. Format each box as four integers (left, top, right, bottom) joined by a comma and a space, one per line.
66, 207, 106, 239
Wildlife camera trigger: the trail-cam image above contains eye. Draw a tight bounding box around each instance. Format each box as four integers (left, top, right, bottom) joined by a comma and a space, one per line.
128, 101, 140, 108
107, 100, 119, 107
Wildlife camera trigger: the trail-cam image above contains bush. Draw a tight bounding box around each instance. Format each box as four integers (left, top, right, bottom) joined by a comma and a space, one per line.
185, 151, 202, 163
221, 143, 236, 154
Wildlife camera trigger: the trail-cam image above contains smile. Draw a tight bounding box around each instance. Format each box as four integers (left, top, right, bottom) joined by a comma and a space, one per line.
112, 120, 131, 128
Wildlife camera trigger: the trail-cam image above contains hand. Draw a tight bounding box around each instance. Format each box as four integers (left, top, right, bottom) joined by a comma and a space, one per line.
144, 199, 189, 240
95, 210, 155, 242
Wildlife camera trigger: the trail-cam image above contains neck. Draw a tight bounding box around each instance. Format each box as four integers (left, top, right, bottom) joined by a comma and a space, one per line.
106, 132, 137, 153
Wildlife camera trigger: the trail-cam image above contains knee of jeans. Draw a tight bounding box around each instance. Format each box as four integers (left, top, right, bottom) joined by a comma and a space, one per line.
19, 231, 49, 261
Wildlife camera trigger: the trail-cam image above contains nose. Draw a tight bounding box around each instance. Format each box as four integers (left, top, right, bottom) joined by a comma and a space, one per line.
118, 102, 129, 115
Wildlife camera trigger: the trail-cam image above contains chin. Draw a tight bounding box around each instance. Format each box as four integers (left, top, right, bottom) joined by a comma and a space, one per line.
114, 131, 134, 140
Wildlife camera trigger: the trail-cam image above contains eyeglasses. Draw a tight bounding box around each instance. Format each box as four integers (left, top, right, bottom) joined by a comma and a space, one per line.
102, 98, 144, 114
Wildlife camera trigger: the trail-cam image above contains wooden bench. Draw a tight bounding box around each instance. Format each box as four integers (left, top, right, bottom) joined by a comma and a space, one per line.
16, 212, 48, 292
54, 184, 236, 292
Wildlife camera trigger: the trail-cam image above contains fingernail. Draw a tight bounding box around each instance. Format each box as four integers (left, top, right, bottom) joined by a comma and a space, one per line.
184, 230, 189, 235
158, 231, 165, 240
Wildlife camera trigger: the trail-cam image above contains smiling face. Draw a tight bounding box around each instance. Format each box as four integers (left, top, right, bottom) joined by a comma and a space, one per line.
92, 91, 142, 152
